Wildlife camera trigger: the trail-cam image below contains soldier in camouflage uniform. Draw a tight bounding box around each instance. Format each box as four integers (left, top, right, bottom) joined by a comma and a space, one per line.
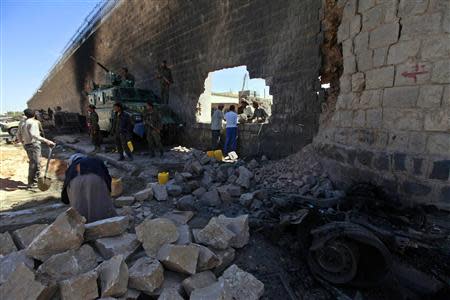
144, 101, 164, 157
87, 104, 101, 152
156, 60, 173, 104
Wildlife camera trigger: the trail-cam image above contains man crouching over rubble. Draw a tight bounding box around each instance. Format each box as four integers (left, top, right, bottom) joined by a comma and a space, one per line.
61, 153, 116, 222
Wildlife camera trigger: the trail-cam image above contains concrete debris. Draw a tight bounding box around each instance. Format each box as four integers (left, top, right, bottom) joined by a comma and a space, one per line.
150, 270, 188, 297
182, 270, 217, 296
0, 231, 17, 255
216, 215, 250, 248
199, 189, 221, 207
37, 244, 98, 282
191, 161, 204, 175
193, 243, 220, 272
158, 288, 184, 300
195, 218, 236, 250
157, 244, 200, 275
220, 264, 264, 300
239, 192, 255, 207
0, 263, 48, 300
247, 159, 259, 170
235, 166, 253, 189
114, 196, 135, 207
190, 279, 232, 300
84, 216, 129, 241
59, 270, 98, 300
212, 248, 236, 275
128, 257, 164, 294
162, 210, 194, 225
95, 233, 140, 260
117, 289, 140, 300
167, 184, 183, 197
98, 254, 129, 297
176, 195, 196, 211
150, 183, 169, 201
135, 217, 179, 257
26, 207, 85, 261
192, 186, 206, 197
0, 250, 34, 285
11, 223, 48, 249
175, 224, 192, 245
134, 187, 153, 201
217, 185, 234, 203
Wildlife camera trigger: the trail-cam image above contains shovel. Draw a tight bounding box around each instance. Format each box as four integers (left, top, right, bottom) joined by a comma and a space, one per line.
37, 146, 54, 191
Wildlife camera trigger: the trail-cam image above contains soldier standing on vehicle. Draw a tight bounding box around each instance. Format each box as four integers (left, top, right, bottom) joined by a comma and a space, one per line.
119, 67, 135, 87
144, 101, 164, 157
156, 60, 173, 104
16, 109, 55, 188
111, 102, 133, 161
87, 104, 101, 152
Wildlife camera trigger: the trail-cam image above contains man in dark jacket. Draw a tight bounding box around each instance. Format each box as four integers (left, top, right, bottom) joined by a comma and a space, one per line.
157, 60, 174, 104
111, 102, 133, 161
62, 154, 116, 223
87, 104, 101, 152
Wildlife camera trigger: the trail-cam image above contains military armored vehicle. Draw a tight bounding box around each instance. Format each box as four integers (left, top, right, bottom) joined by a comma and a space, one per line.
88, 58, 183, 145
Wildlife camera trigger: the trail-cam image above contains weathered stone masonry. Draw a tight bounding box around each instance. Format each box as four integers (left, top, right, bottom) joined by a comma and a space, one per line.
314, 0, 450, 207
28, 0, 324, 158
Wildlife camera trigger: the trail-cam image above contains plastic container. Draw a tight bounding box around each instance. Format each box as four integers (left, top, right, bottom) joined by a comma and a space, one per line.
111, 177, 123, 197
213, 149, 224, 161
207, 150, 214, 158
127, 141, 134, 152
158, 172, 169, 185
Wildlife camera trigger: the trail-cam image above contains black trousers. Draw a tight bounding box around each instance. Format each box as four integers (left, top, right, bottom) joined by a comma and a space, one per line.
115, 134, 132, 158
24, 143, 41, 185
211, 130, 221, 150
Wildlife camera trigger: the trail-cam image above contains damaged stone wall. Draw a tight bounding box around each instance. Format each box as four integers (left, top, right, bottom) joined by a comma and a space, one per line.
28, 0, 324, 158
315, 0, 450, 207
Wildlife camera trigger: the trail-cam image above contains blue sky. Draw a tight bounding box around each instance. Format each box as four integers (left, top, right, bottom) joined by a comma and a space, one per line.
1, 0, 101, 113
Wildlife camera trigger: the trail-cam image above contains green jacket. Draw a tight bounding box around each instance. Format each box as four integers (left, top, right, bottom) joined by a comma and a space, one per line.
144, 110, 162, 131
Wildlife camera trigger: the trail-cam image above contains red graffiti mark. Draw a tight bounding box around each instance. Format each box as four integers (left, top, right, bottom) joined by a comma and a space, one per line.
401, 64, 428, 83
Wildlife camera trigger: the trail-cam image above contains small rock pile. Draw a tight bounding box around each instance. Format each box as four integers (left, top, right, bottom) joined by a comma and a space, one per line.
0, 207, 264, 300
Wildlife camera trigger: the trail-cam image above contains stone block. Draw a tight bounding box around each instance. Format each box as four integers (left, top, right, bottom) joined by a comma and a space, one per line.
395, 62, 432, 86
158, 288, 184, 300
190, 279, 232, 300
114, 196, 135, 207
357, 50, 374, 73
373, 46, 388, 67
98, 255, 128, 297
182, 271, 217, 296
398, 0, 429, 17
366, 108, 382, 128
0, 232, 17, 255
167, 184, 183, 197
337, 21, 350, 43
195, 218, 236, 250
369, 23, 400, 48
362, 5, 384, 31
424, 109, 450, 131
59, 271, 98, 300
94, 233, 140, 260
354, 31, 369, 54
430, 160, 450, 180
0, 263, 48, 300
0, 250, 34, 285
236, 166, 253, 189
383, 86, 419, 108
340, 74, 352, 94
220, 264, 264, 300
162, 210, 194, 225
216, 215, 250, 249
212, 248, 236, 275
358, 0, 376, 13
175, 224, 192, 245
84, 216, 129, 241
352, 110, 366, 127
387, 40, 421, 64
193, 186, 207, 197
350, 14, 361, 36
150, 183, 169, 201
401, 13, 442, 40
387, 131, 410, 151
418, 85, 444, 107
440, 186, 450, 203
37, 244, 98, 282
200, 189, 222, 207
176, 195, 196, 211
393, 153, 407, 171
149, 270, 187, 297
191, 161, 204, 175
383, 109, 423, 130
366, 66, 394, 89
134, 188, 153, 202
239, 192, 254, 207
192, 243, 220, 272
343, 55, 357, 74
359, 89, 382, 108
408, 132, 427, 154
342, 39, 353, 58
352, 72, 365, 92
432, 59, 450, 83
129, 257, 164, 294
135, 217, 178, 257
373, 153, 390, 171
157, 244, 199, 275
12, 223, 48, 249
26, 207, 85, 261
421, 37, 450, 60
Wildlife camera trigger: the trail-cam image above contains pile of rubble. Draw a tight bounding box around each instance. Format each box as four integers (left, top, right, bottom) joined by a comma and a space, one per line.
0, 208, 264, 299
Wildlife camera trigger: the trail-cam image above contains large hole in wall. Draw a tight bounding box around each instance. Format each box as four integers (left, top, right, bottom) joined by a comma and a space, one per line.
196, 66, 273, 124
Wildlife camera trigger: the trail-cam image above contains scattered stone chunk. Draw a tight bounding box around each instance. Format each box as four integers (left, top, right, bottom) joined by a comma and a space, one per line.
227, 185, 241, 197
95, 233, 140, 260
84, 216, 129, 241
26, 207, 85, 261
200, 190, 222, 207
114, 196, 135, 207
247, 159, 259, 170
217, 215, 249, 248
12, 223, 48, 249
135, 218, 179, 257
98, 254, 129, 297
182, 271, 217, 296
158, 288, 184, 300
175, 225, 192, 245
239, 193, 254, 207
176, 195, 196, 211
190, 279, 232, 300
163, 210, 194, 225
192, 244, 220, 272
191, 161, 204, 175
150, 270, 188, 297
167, 184, 183, 197
192, 187, 206, 197
117, 289, 140, 300
128, 257, 164, 294
37, 244, 98, 282
0, 250, 34, 284
59, 271, 98, 300
0, 232, 17, 255
196, 218, 236, 250
150, 183, 169, 201
235, 166, 253, 189
134, 188, 153, 201
157, 244, 200, 275
0, 263, 48, 300
217, 185, 234, 203
220, 264, 264, 300
212, 248, 236, 275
